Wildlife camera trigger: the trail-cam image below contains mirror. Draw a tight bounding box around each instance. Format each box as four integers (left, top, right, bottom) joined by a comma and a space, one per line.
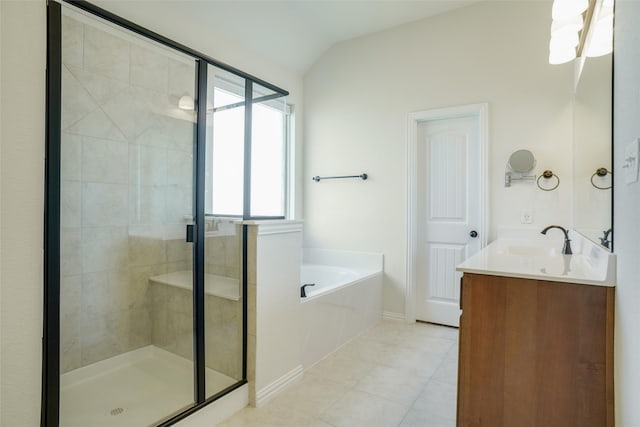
509, 149, 536, 173
573, 53, 613, 249
505, 149, 537, 187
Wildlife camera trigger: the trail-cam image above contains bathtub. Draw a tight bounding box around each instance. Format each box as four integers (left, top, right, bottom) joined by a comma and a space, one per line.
300, 249, 383, 368
301, 265, 378, 299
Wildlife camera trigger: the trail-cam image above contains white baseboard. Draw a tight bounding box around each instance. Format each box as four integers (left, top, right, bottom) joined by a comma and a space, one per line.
383, 311, 405, 322
255, 365, 303, 407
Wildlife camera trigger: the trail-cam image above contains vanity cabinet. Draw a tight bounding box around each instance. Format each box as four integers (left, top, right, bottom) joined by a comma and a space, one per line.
457, 273, 614, 427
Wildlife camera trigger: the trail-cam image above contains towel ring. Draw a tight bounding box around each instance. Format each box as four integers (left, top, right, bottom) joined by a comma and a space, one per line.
590, 167, 612, 190
537, 170, 560, 191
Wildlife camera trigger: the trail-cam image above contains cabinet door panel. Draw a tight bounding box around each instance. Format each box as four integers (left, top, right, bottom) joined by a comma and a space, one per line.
503, 280, 538, 427
457, 274, 614, 427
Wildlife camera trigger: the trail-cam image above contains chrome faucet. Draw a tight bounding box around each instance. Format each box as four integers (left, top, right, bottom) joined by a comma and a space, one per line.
541, 225, 572, 255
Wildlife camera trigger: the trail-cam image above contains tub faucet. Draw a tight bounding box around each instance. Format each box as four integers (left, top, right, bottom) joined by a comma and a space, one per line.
541, 225, 572, 255
301, 283, 315, 298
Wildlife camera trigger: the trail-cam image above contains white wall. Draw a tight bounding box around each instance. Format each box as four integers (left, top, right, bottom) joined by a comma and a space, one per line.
612, 2, 640, 425
0, 2, 46, 426
247, 222, 303, 407
303, 1, 574, 317
0, 1, 303, 425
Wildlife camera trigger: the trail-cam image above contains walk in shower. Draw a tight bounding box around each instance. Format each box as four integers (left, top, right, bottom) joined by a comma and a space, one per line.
43, 2, 287, 426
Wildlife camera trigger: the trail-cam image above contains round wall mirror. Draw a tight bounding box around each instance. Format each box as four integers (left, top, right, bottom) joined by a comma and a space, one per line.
508, 149, 536, 173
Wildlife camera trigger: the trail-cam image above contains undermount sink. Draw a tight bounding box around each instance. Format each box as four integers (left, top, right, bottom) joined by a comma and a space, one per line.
456, 229, 616, 286
497, 245, 559, 257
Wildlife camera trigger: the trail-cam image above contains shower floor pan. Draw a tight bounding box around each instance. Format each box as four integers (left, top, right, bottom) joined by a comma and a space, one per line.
60, 346, 236, 427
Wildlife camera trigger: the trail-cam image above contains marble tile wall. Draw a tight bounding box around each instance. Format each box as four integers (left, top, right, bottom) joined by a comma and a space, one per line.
59, 13, 196, 373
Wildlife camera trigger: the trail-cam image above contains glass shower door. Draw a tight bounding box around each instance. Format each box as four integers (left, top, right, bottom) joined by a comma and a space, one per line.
204, 65, 246, 398
58, 5, 197, 425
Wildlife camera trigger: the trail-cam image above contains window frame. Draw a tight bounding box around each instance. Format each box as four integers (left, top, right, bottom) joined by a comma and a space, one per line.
205, 80, 291, 220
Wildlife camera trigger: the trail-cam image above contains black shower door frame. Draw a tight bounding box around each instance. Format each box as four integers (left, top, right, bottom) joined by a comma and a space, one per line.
42, 1, 288, 425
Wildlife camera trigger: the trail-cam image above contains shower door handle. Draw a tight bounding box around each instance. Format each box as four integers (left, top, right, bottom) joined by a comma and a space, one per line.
186, 224, 195, 243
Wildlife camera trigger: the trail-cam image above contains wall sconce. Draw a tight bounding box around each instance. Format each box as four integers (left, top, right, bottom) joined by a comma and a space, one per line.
549, 0, 614, 65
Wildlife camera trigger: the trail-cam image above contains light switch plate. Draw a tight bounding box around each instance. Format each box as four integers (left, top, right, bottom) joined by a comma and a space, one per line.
624, 138, 639, 184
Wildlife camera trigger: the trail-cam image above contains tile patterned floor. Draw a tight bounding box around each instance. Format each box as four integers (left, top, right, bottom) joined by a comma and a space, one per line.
218, 321, 459, 427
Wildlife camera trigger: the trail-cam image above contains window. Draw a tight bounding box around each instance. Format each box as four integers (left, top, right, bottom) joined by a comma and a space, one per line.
250, 89, 288, 218
205, 67, 289, 218
208, 87, 245, 216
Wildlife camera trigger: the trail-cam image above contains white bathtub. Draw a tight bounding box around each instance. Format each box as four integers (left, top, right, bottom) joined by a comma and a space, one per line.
300, 249, 383, 368
301, 265, 379, 299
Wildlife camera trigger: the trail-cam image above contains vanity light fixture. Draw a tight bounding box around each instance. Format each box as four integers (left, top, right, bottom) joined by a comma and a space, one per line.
550, 19, 582, 64
586, 0, 614, 57
552, 0, 588, 20
549, 0, 588, 64
549, 0, 614, 64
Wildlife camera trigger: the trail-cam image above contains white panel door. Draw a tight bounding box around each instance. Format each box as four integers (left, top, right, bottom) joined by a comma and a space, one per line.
416, 116, 482, 327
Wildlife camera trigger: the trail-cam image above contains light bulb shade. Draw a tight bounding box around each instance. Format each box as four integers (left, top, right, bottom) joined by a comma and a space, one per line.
552, 0, 588, 21
549, 45, 577, 64
587, 25, 613, 57
551, 16, 583, 36
586, 8, 614, 57
551, 31, 580, 49
178, 95, 195, 111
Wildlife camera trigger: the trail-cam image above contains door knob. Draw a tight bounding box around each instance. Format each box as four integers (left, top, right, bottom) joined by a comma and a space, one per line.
469, 230, 478, 238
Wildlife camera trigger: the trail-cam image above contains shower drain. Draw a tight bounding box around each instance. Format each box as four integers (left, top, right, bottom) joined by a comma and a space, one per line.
110, 407, 125, 416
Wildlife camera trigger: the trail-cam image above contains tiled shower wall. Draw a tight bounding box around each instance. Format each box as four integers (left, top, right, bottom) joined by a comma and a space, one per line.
60, 13, 244, 376
205, 224, 242, 279
149, 225, 243, 380
59, 13, 196, 373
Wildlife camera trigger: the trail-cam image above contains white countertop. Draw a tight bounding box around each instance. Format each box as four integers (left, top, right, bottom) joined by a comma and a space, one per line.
456, 231, 616, 287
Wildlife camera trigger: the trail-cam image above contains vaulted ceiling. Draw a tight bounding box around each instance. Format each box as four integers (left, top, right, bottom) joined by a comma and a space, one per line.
95, 1, 477, 74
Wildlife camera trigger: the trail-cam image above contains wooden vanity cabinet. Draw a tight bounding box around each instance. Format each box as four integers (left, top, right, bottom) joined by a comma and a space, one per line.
456, 273, 614, 427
